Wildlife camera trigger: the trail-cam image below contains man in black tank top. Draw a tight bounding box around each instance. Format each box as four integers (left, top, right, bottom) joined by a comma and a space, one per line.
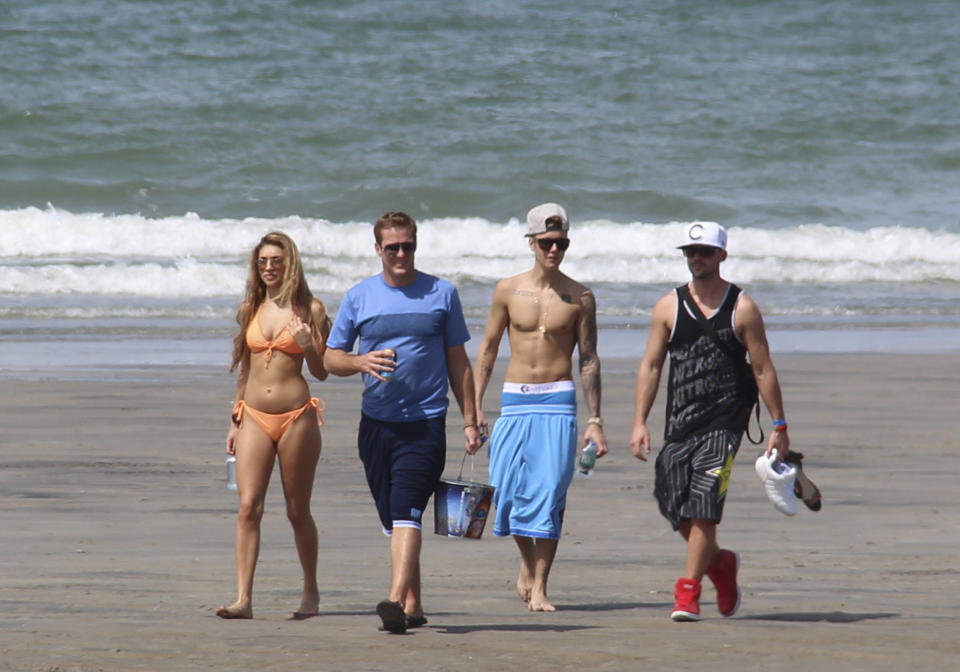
629, 222, 792, 622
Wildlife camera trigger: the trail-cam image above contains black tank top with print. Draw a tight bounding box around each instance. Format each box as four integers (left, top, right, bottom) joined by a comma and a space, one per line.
664, 283, 757, 442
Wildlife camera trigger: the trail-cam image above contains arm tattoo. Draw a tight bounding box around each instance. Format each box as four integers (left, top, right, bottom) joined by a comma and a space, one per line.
580, 356, 602, 418
578, 290, 601, 416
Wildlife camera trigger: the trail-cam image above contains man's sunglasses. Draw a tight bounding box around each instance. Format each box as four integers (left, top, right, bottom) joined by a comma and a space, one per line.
683, 246, 717, 258
382, 242, 416, 254
536, 238, 570, 251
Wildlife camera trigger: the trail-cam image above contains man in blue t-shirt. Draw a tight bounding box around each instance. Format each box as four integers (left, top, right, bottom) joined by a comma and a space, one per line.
325, 211, 484, 634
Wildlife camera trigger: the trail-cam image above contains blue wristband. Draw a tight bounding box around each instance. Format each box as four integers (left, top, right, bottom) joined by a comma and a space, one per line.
772, 419, 787, 428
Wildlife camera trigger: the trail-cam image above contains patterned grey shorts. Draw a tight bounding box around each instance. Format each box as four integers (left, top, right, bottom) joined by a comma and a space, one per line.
654, 428, 743, 530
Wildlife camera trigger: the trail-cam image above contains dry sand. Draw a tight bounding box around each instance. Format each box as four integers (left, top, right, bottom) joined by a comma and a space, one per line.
1, 354, 958, 671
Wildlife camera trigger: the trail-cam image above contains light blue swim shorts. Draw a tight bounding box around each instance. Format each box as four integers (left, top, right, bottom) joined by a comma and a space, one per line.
487, 381, 577, 539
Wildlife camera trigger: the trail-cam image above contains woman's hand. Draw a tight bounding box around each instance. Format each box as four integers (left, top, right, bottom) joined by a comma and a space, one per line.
226, 421, 239, 455
289, 314, 314, 350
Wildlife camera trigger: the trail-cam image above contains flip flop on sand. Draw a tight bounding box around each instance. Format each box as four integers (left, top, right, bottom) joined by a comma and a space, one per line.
376, 600, 407, 634
783, 451, 822, 511
405, 614, 428, 628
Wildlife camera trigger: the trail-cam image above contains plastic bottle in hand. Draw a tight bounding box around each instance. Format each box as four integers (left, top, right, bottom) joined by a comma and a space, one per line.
381, 349, 397, 381
577, 441, 598, 479
226, 455, 238, 491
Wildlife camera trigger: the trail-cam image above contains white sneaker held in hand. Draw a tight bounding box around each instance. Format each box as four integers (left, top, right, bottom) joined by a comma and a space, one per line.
754, 452, 798, 516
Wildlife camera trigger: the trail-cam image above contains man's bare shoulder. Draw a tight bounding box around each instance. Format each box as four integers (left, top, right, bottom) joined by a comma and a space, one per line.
735, 289, 758, 311
733, 290, 764, 326
552, 273, 593, 306
495, 271, 533, 290
497, 271, 542, 298
490, 273, 525, 301
651, 290, 677, 323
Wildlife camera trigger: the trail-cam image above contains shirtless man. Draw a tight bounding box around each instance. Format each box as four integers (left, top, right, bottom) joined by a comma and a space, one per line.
475, 203, 608, 612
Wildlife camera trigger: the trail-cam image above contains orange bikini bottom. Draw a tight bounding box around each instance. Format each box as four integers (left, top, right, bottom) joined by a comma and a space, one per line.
232, 398, 325, 443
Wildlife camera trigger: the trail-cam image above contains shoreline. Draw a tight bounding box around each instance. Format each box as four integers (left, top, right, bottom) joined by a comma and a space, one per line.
1, 354, 959, 670
2, 324, 959, 381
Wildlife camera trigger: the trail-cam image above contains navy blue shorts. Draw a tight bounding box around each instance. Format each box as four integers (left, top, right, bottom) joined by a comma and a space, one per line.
358, 413, 446, 534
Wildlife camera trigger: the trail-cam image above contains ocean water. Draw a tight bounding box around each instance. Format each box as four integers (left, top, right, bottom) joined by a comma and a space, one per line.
2, 1, 959, 375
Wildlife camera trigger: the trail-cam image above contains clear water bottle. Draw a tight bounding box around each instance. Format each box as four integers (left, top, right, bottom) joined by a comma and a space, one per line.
226, 455, 238, 491
577, 441, 598, 479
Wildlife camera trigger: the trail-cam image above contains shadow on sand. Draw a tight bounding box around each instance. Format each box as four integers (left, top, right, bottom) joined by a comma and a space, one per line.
560, 601, 667, 612
739, 611, 899, 623
434, 623, 596, 634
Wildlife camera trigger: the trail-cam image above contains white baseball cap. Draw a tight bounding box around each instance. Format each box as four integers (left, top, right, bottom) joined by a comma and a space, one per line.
678, 221, 727, 250
526, 203, 569, 237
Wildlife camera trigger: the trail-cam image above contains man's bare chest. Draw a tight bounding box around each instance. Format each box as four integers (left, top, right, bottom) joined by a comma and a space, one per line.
508, 288, 579, 334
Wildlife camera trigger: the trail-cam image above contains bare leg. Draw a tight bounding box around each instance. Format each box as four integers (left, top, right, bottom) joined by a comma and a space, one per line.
402, 553, 422, 619
678, 519, 719, 582
513, 535, 559, 611
217, 423, 276, 619
389, 526, 422, 618
513, 535, 535, 603
528, 538, 559, 612
277, 414, 322, 617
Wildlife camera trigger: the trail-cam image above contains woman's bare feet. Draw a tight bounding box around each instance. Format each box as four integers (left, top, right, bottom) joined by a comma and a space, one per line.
216, 601, 253, 619
292, 590, 320, 619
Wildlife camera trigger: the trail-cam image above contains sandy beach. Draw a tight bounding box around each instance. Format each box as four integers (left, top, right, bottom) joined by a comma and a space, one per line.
1, 354, 958, 671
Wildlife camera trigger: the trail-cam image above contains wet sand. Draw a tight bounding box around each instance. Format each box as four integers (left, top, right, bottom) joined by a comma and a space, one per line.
1, 354, 958, 671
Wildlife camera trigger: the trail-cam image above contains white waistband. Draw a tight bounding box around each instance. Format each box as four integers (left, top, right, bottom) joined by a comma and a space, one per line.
503, 380, 575, 394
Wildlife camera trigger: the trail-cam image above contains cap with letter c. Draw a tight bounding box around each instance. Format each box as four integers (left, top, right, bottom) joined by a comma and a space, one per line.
678, 221, 727, 250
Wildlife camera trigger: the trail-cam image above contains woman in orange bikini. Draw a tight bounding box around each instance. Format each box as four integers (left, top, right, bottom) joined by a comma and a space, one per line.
216, 231, 330, 619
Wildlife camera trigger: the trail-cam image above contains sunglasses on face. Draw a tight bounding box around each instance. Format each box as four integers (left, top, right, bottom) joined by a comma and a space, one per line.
257, 256, 285, 268
536, 237, 570, 251
683, 246, 717, 258
382, 241, 416, 254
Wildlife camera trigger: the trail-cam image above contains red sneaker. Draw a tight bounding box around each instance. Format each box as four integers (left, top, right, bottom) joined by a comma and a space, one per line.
706, 549, 741, 617
671, 578, 702, 621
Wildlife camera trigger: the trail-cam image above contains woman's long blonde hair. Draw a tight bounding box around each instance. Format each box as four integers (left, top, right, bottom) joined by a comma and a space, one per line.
230, 231, 329, 372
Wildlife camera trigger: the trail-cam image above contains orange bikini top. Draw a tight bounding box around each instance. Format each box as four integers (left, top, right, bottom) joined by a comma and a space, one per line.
246, 306, 302, 367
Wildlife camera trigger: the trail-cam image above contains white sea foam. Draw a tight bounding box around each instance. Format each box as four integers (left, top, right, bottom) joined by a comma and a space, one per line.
2, 207, 960, 299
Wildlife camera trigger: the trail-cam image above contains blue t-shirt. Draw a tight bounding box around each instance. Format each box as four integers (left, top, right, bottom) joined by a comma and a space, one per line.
327, 271, 470, 422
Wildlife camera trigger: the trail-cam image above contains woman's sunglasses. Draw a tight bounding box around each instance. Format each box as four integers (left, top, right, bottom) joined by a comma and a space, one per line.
257, 256, 285, 268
